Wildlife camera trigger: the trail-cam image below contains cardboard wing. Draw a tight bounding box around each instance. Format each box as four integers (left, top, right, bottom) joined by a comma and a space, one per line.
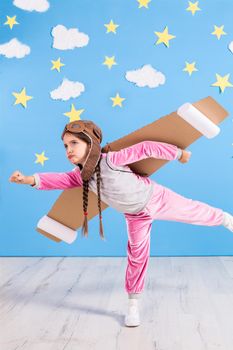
36, 96, 228, 243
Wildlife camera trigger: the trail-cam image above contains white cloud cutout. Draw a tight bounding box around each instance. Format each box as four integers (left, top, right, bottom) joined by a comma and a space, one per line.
0, 38, 30, 58
125, 64, 165, 88
13, 0, 49, 12
51, 24, 89, 50
228, 41, 233, 54
50, 78, 85, 101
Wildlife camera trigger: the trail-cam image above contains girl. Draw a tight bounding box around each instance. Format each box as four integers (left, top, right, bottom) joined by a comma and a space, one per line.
9, 119, 233, 327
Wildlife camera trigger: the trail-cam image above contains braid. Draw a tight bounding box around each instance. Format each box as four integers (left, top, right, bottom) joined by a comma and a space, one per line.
81, 154, 105, 240
96, 155, 105, 240
81, 179, 89, 237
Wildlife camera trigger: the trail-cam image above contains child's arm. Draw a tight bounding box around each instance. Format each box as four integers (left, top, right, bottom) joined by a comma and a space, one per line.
108, 140, 189, 166
9, 167, 83, 190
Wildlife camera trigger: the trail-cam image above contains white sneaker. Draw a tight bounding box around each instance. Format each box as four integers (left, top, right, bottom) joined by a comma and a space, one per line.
222, 212, 233, 232
124, 299, 140, 327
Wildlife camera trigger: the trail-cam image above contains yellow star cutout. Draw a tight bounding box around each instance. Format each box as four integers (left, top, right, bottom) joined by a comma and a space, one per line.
211, 25, 226, 40
110, 93, 125, 107
154, 26, 176, 47
104, 20, 119, 34
63, 104, 85, 122
35, 151, 49, 166
103, 56, 117, 69
183, 61, 198, 76
186, 1, 201, 15
137, 0, 151, 8
51, 58, 65, 72
12, 87, 33, 108
4, 15, 19, 29
211, 73, 233, 93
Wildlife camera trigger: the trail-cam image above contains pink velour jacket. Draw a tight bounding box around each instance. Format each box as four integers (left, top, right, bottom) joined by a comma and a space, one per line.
31, 140, 181, 214
31, 140, 182, 214
31, 141, 181, 191
32, 141, 182, 190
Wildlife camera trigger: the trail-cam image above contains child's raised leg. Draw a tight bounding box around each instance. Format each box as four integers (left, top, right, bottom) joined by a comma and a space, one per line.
146, 182, 225, 227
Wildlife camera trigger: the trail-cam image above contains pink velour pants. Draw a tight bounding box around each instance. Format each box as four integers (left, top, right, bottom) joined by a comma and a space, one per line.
124, 181, 224, 298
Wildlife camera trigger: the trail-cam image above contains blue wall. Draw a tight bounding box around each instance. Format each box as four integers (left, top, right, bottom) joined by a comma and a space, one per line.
1, 0, 233, 256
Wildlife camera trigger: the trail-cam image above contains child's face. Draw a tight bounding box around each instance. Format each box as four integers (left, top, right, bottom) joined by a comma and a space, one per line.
63, 133, 91, 165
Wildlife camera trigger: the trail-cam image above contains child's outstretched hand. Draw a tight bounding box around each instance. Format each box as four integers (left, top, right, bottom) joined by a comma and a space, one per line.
178, 150, 192, 164
9, 170, 28, 185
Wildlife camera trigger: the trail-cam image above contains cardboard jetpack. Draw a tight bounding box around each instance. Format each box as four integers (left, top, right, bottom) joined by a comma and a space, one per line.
36, 96, 228, 244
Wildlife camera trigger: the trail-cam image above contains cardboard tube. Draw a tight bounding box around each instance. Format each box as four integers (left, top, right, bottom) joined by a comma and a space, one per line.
37, 215, 77, 244
177, 102, 220, 138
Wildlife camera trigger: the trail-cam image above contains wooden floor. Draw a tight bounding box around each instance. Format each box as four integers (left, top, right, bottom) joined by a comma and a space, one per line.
1, 256, 233, 350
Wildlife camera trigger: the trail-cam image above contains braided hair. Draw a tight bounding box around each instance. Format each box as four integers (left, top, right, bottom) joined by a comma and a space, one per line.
82, 155, 104, 240
64, 131, 104, 240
